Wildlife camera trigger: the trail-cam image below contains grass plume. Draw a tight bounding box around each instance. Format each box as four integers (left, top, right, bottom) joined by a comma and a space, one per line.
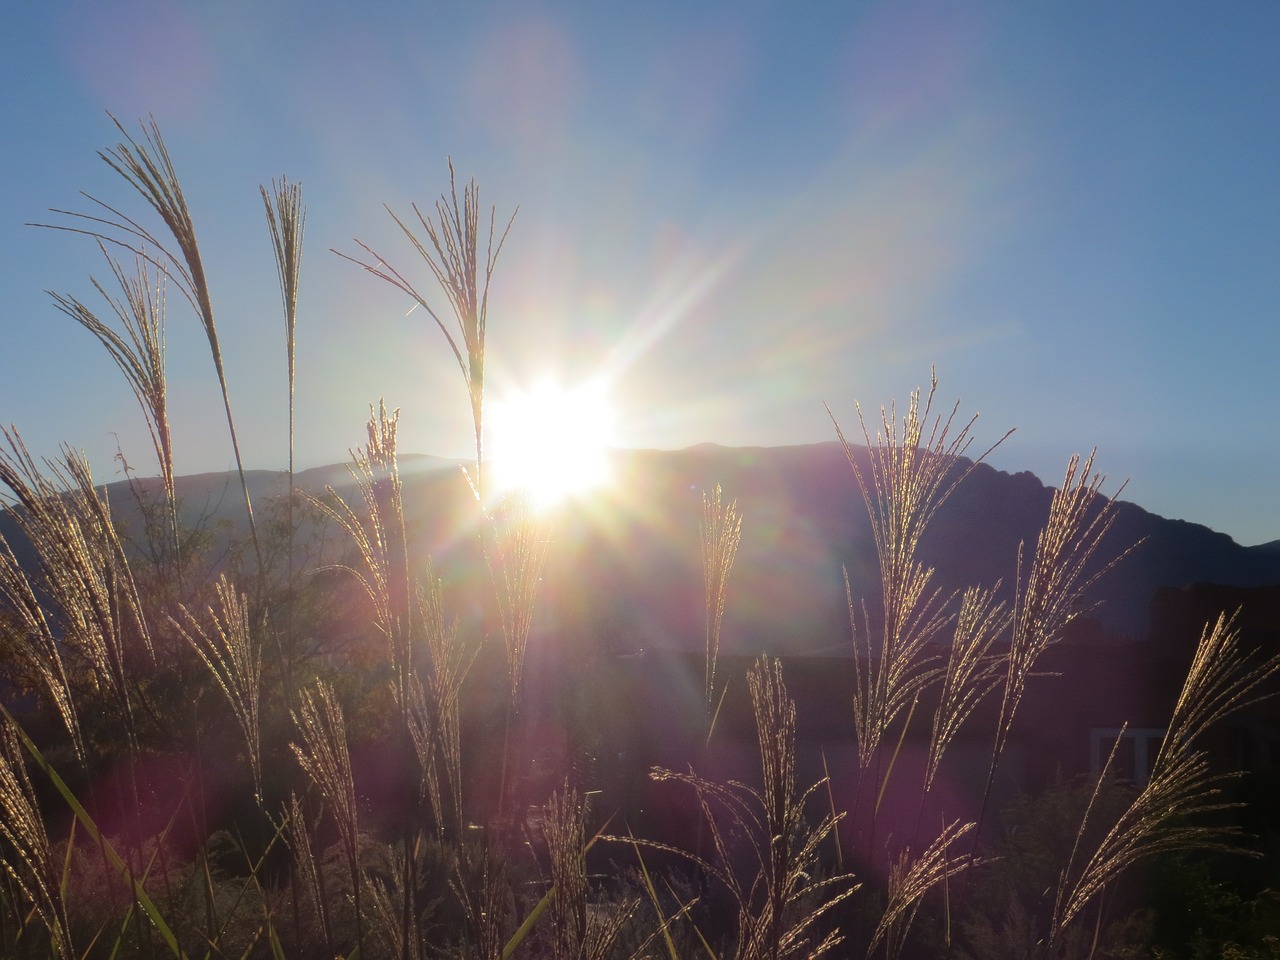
261, 177, 305, 475
1049, 609, 1280, 941
37, 114, 262, 573
282, 792, 333, 956
290, 680, 363, 947
311, 401, 413, 680
0, 719, 73, 958
336, 161, 516, 499
47, 244, 178, 570
831, 371, 1012, 773
262, 176, 306, 680
701, 484, 742, 714
978, 451, 1129, 839
0, 430, 153, 755
645, 657, 859, 960
923, 584, 1008, 795
540, 784, 641, 960
486, 492, 549, 703
0, 529, 84, 761
867, 819, 974, 960
411, 572, 477, 837
171, 573, 264, 801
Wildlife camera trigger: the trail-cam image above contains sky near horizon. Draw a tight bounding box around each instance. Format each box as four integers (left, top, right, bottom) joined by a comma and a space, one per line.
1, 3, 1278, 545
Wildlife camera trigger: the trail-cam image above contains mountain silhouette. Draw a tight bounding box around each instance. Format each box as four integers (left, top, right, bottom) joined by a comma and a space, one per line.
4, 442, 1277, 650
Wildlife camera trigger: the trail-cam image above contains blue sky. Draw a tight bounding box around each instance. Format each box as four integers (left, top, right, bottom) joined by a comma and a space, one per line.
2, 2, 1278, 544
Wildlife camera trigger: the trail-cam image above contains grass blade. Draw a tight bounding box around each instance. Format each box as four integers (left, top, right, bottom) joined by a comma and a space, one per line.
0, 705, 187, 959
501, 886, 554, 960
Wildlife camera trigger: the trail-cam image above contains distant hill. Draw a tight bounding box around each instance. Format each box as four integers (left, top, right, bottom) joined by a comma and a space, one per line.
541, 442, 1280, 650
4, 442, 1279, 651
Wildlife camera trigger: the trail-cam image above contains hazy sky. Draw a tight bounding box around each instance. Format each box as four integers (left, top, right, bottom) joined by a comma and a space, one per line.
2, 3, 1278, 545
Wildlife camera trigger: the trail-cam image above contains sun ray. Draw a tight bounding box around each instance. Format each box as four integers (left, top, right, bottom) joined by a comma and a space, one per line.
486, 379, 616, 508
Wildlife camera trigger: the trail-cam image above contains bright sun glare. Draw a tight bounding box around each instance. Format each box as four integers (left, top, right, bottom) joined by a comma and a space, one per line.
487, 380, 615, 508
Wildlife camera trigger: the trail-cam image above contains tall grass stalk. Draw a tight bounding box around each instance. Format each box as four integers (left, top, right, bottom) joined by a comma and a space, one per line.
542, 784, 635, 960
977, 451, 1127, 840
262, 177, 305, 491
0, 529, 83, 762
337, 161, 541, 854
645, 657, 859, 960
831, 372, 1011, 776
1049, 609, 1280, 942
290, 680, 362, 948
38, 115, 263, 573
0, 719, 73, 959
451, 840, 513, 960
922, 584, 1008, 796
312, 402, 413, 683
486, 493, 550, 705
404, 674, 443, 835
171, 573, 264, 801
701, 484, 742, 715
537, 785, 658, 960
363, 401, 414, 686
866, 818, 974, 960
485, 492, 549, 836
311, 399, 431, 957
336, 160, 516, 502
412, 572, 477, 838
262, 176, 306, 684
283, 792, 333, 957
367, 842, 417, 960
0, 431, 153, 757
48, 244, 179, 575
313, 401, 483, 951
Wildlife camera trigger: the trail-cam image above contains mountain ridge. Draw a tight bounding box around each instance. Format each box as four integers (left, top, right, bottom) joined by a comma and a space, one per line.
4, 441, 1277, 648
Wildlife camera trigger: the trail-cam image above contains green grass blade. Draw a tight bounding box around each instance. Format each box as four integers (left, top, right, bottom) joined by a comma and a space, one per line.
500, 807, 615, 959
502, 887, 555, 960
229, 824, 291, 960
106, 902, 135, 960
266, 923, 286, 960
1, 705, 187, 959
235, 928, 261, 960
60, 819, 76, 907
821, 748, 844, 872
629, 835, 681, 960
689, 915, 718, 960
78, 916, 111, 960
706, 679, 730, 747
875, 693, 919, 818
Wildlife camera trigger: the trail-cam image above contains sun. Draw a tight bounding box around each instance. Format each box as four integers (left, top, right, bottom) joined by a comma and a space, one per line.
486, 380, 616, 508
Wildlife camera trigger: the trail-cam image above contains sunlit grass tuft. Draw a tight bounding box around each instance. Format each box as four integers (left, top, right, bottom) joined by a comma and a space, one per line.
1049, 609, 1280, 942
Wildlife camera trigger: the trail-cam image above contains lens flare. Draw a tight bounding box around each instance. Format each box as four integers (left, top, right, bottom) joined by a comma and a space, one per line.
487, 380, 615, 507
